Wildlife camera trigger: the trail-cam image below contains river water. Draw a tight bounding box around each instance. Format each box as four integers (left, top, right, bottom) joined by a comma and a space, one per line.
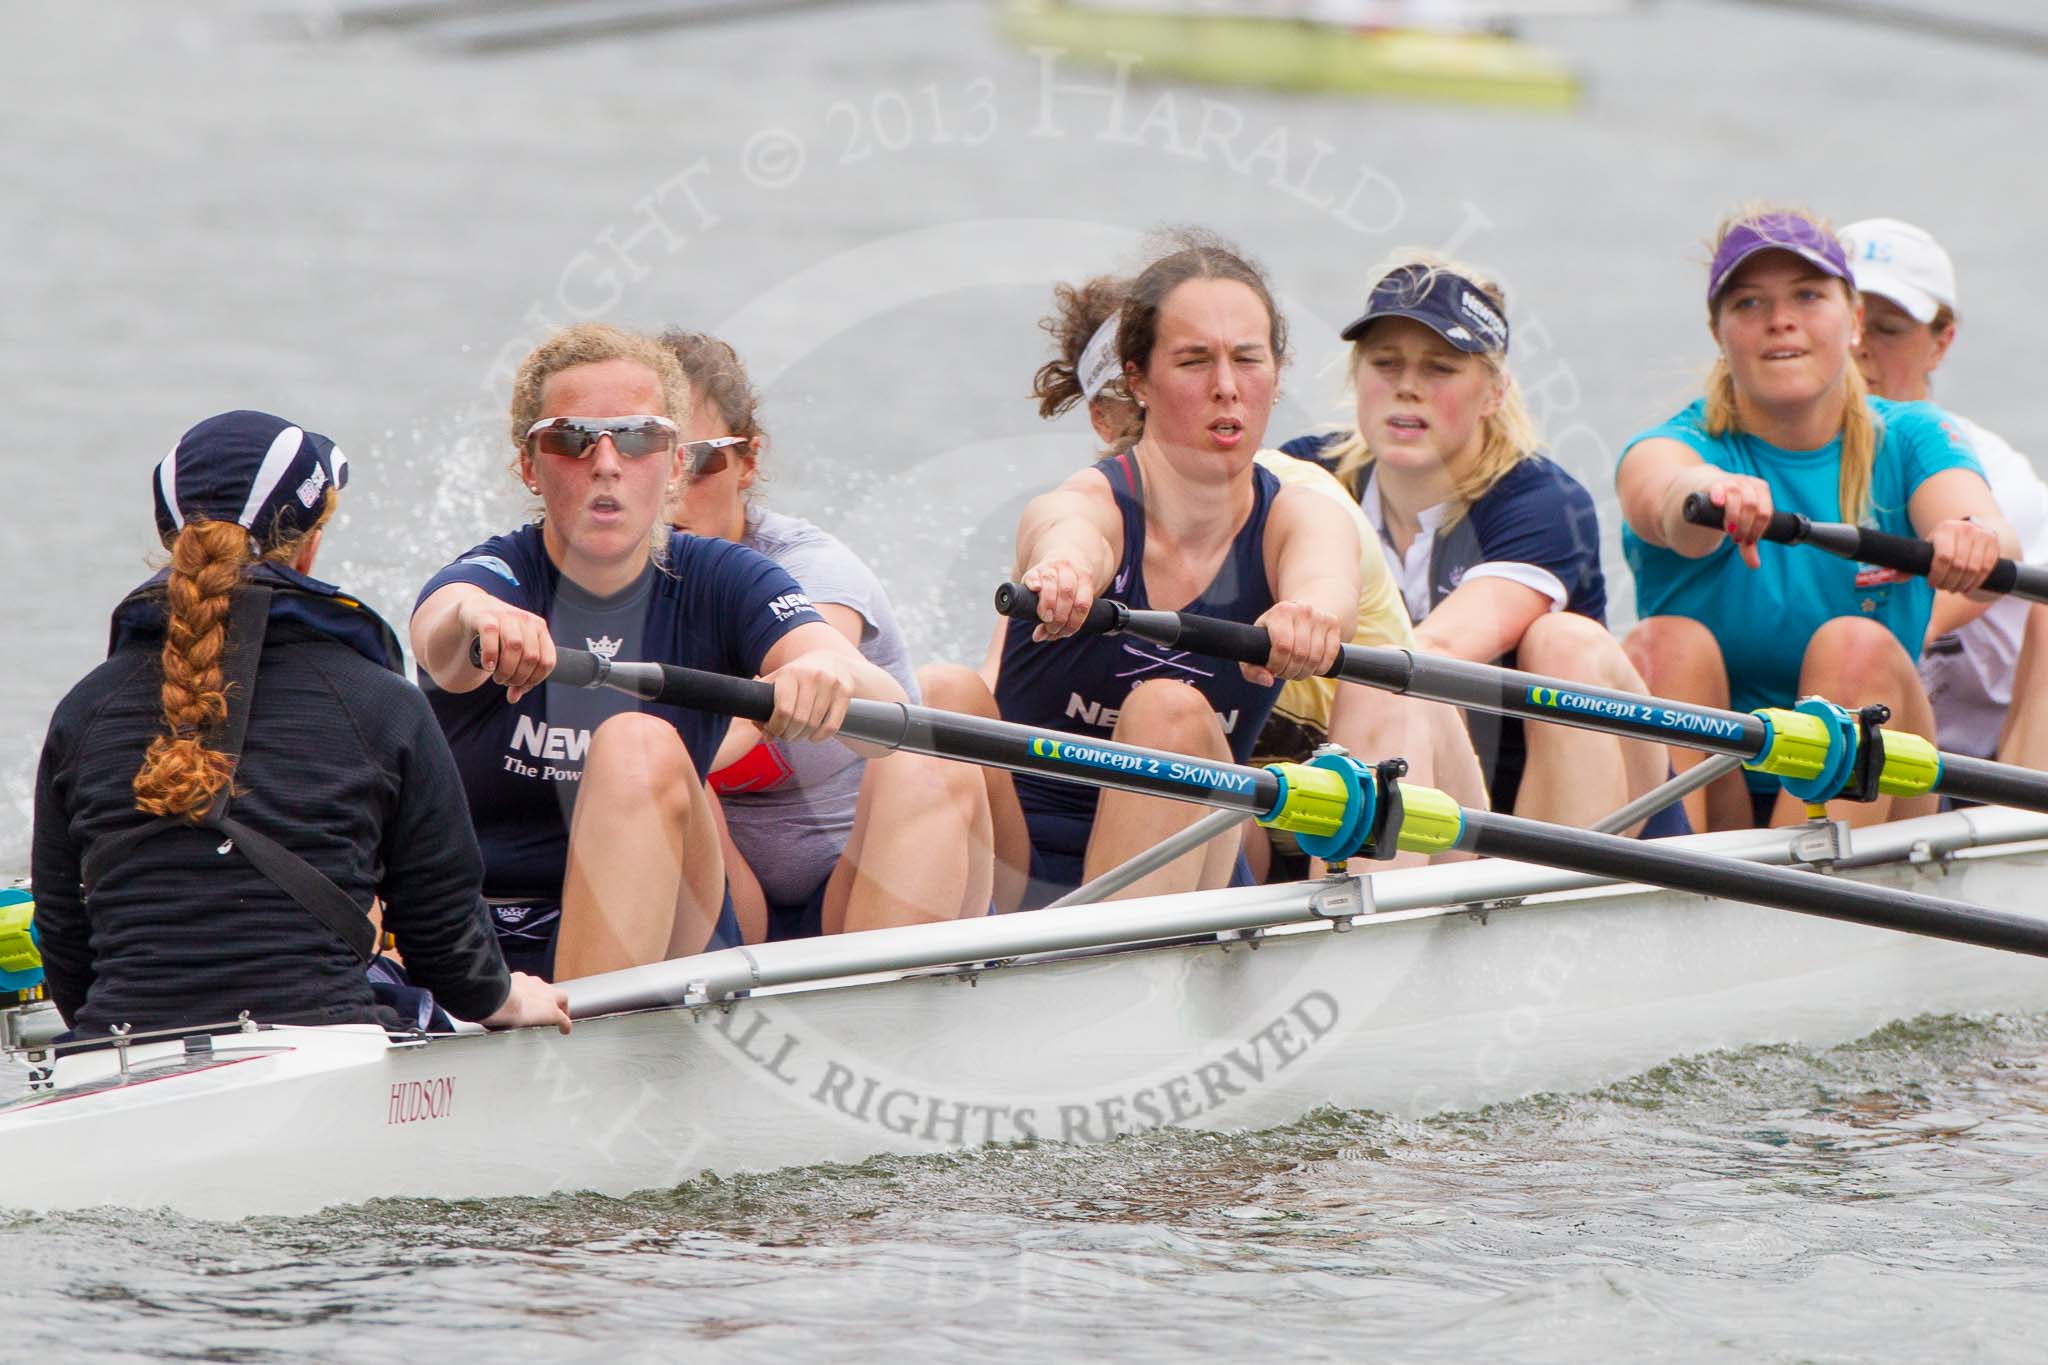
7, 0, 2048, 1357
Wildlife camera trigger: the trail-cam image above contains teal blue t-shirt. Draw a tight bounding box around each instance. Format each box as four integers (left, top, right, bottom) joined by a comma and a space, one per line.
1621, 396, 1982, 726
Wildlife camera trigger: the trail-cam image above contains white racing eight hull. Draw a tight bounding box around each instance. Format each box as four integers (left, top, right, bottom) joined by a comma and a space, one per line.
4, 806, 2046, 1220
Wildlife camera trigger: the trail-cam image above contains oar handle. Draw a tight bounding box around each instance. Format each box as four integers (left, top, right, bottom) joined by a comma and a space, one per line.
1829, 524, 2048, 601
1681, 492, 2048, 603
994, 582, 1128, 637
1160, 612, 1286, 669
467, 637, 776, 723
996, 582, 1335, 674
1679, 491, 1809, 544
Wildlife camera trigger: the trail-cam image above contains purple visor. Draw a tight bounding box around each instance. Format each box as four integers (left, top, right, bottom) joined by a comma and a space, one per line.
1707, 213, 1853, 306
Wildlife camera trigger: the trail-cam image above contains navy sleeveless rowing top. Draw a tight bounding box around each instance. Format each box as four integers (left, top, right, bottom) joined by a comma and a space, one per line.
996, 451, 1283, 865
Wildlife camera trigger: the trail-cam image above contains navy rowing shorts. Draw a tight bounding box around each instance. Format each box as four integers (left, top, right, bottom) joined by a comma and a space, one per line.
488, 887, 743, 982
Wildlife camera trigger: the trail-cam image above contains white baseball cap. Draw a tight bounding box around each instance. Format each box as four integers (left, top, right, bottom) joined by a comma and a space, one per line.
1839, 218, 1957, 325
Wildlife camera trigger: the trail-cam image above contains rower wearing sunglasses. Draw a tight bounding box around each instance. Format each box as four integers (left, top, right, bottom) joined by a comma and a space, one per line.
411, 324, 912, 980
662, 330, 993, 938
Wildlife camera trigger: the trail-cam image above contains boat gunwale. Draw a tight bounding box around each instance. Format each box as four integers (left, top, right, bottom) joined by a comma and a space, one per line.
560, 806, 2048, 1020
8, 808, 2045, 1073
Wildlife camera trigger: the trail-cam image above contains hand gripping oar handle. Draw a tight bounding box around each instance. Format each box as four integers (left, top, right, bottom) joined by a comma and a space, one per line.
1678, 491, 1810, 547
1680, 492, 2048, 605
994, 582, 1320, 672
466, 637, 778, 722
992, 582, 1129, 638
993, 594, 2048, 817
496, 640, 1294, 815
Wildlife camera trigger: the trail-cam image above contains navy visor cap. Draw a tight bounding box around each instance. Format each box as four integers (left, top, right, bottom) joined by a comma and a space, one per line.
1339, 265, 1510, 354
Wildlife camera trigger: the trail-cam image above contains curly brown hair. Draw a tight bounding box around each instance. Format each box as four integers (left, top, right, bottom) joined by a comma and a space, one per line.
1030, 274, 1131, 420
659, 329, 767, 528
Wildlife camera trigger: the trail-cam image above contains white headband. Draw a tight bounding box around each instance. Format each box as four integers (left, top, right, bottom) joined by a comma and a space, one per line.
1078, 312, 1122, 401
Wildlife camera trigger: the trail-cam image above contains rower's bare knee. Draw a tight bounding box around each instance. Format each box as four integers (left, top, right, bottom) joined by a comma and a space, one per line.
916, 661, 998, 717
1328, 683, 1403, 753
1624, 615, 1727, 705
1112, 679, 1227, 757
584, 712, 702, 821
873, 748, 982, 810
1800, 616, 1915, 696
1520, 611, 1640, 688
1998, 606, 2048, 768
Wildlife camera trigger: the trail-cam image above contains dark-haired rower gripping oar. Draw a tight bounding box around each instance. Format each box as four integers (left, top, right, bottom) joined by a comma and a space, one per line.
514, 640, 2048, 963
993, 583, 2048, 819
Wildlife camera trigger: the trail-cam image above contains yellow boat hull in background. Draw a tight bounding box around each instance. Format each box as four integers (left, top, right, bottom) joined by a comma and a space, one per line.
999, 0, 1580, 108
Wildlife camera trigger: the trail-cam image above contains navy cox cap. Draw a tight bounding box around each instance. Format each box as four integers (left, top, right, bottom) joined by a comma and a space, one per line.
1340, 264, 1510, 354
152, 411, 349, 549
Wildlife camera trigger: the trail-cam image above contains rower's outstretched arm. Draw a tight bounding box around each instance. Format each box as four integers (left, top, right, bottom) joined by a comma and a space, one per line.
1619, 436, 1771, 566
1908, 465, 2019, 600
1256, 484, 1360, 683
1263, 483, 1362, 623
1011, 467, 1124, 640
756, 619, 908, 755
411, 582, 557, 701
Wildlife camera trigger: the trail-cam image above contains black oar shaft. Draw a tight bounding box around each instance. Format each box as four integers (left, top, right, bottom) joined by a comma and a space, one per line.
882, 701, 1280, 816
1460, 809, 2048, 958
995, 582, 1773, 760
993, 583, 2048, 817
1680, 492, 2048, 605
1937, 753, 2048, 811
540, 644, 2048, 961
553, 649, 1282, 817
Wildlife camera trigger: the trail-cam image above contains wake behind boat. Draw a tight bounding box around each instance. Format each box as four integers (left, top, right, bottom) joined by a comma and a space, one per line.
3, 804, 2045, 1219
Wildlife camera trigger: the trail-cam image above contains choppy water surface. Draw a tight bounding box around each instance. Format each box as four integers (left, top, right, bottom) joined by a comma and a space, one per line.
10, 0, 2048, 1356
8, 1012, 2048, 1361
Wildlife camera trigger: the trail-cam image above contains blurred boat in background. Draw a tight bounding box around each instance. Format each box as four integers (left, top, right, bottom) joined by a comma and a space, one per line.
998, 0, 1640, 107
